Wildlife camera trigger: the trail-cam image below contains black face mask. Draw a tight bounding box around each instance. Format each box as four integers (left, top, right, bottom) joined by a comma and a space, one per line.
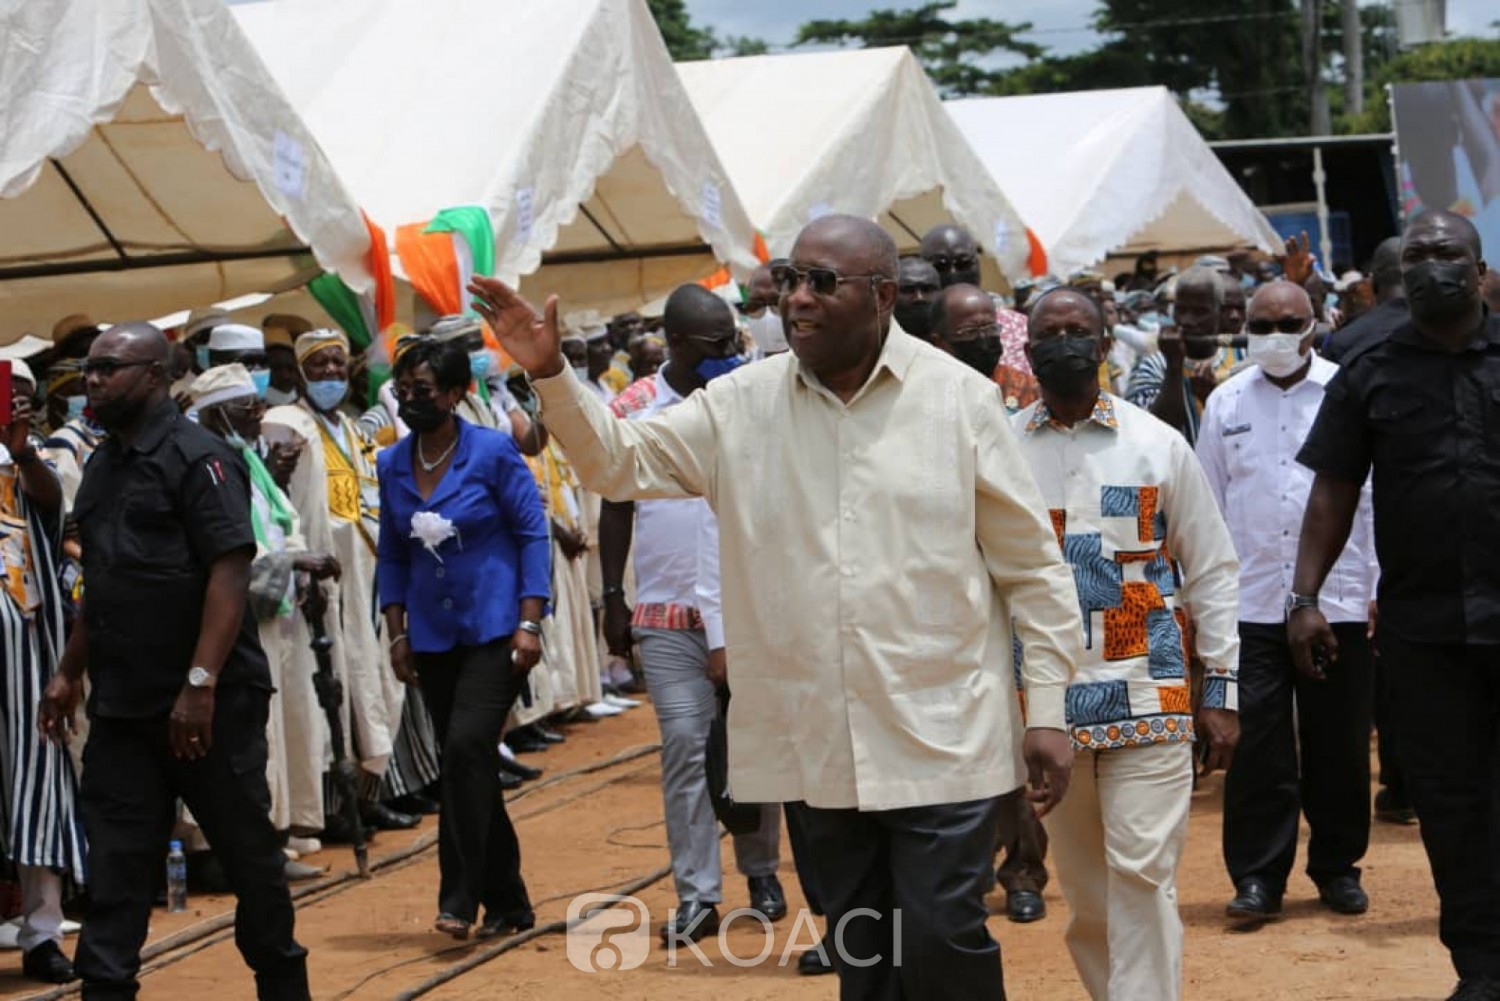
1030, 337, 1100, 397
894, 302, 933, 338
1404, 259, 1477, 323
952, 337, 1004, 377
399, 398, 449, 433
941, 268, 981, 289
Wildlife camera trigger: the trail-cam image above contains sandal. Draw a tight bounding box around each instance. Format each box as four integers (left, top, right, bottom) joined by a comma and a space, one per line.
434, 914, 471, 940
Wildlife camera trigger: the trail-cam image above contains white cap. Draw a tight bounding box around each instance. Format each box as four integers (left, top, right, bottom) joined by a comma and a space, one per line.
208, 323, 265, 353
187, 364, 257, 415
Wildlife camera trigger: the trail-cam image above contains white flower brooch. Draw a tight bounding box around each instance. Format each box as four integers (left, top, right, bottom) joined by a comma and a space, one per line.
410, 510, 459, 562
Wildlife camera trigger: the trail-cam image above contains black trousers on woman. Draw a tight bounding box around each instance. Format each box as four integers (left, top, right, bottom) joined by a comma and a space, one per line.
417, 639, 532, 926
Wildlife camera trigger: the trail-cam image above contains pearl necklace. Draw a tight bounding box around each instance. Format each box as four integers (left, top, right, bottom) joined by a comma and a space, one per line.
417, 433, 458, 472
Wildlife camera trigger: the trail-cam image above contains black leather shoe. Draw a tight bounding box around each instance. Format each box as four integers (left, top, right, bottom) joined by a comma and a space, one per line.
497, 770, 523, 792
1449, 978, 1500, 1001
476, 910, 536, 939
533, 725, 567, 744
748, 875, 787, 922
798, 943, 836, 976
1374, 787, 1417, 825
504, 730, 550, 754
388, 793, 440, 816
22, 941, 75, 985
1006, 890, 1045, 923
361, 801, 419, 831
499, 756, 543, 781
660, 901, 719, 943
1226, 878, 1283, 923
1318, 875, 1369, 915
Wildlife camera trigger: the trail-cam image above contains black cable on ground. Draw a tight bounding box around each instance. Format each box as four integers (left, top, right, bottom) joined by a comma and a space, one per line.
17, 742, 664, 1001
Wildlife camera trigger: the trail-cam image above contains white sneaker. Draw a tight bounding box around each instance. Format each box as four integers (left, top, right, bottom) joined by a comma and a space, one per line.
60, 919, 81, 936
287, 836, 322, 856
0, 920, 18, 950
583, 701, 625, 718
602, 693, 641, 709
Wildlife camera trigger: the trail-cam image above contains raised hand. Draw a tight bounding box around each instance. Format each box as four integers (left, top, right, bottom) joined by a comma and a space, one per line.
467, 277, 565, 378
1280, 231, 1314, 286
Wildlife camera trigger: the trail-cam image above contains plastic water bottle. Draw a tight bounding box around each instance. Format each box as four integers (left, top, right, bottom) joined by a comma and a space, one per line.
166, 841, 188, 913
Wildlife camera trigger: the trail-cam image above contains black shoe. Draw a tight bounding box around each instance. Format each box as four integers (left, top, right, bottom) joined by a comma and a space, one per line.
1006, 890, 1045, 923
497, 770, 523, 792
499, 756, 543, 781
22, 941, 75, 985
388, 793, 440, 816
1226, 878, 1283, 923
533, 725, 567, 744
1449, 978, 1500, 1001
798, 943, 836, 976
1374, 787, 1417, 825
504, 730, 550, 753
476, 910, 536, 939
748, 875, 787, 922
1318, 875, 1369, 915
186, 851, 233, 893
660, 901, 719, 943
361, 802, 419, 831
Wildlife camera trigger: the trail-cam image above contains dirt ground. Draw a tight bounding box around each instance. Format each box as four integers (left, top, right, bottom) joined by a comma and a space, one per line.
0, 698, 1453, 1000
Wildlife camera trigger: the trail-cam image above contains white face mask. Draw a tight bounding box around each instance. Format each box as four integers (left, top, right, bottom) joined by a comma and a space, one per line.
745, 309, 787, 355
1247, 329, 1310, 378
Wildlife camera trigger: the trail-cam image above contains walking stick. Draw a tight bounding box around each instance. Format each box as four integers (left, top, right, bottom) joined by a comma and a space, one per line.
299, 578, 370, 877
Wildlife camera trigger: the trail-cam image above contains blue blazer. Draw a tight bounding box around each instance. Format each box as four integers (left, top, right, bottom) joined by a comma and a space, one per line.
377, 419, 551, 654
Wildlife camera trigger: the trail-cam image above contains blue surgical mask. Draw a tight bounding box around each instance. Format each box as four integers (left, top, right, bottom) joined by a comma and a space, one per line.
250, 369, 271, 399
469, 350, 492, 381
224, 430, 250, 450
694, 355, 744, 383
195, 345, 211, 371
64, 395, 87, 421
304, 379, 348, 412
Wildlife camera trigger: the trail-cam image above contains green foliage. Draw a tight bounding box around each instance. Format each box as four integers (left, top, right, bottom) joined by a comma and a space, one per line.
645, 0, 717, 61
794, 2, 1041, 97
1341, 37, 1500, 133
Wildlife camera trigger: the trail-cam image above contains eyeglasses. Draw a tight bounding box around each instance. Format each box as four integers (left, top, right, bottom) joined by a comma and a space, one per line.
1246, 317, 1314, 335
770, 264, 889, 298
393, 383, 438, 402
949, 321, 1000, 343
82, 359, 153, 378
926, 254, 978, 273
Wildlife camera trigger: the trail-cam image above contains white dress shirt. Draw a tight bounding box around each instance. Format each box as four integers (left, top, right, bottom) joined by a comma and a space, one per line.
1013, 394, 1241, 750
696, 504, 725, 650
1196, 355, 1377, 625
532, 329, 1084, 811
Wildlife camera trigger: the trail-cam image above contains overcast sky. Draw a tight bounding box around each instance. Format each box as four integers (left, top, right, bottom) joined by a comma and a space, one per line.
685, 0, 1495, 58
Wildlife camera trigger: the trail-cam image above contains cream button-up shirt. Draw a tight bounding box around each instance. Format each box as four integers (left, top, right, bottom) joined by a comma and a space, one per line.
533, 329, 1083, 811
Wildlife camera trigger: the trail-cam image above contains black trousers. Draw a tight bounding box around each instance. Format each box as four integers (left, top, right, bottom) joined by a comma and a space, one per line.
74, 686, 308, 1000
1223, 621, 1374, 893
797, 796, 1006, 1001
783, 801, 824, 916
993, 787, 1049, 894
1374, 647, 1409, 803
417, 639, 531, 925
1378, 632, 1500, 979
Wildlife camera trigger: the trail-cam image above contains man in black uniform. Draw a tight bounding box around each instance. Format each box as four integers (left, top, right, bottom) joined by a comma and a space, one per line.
1290, 211, 1500, 1001
38, 322, 309, 1000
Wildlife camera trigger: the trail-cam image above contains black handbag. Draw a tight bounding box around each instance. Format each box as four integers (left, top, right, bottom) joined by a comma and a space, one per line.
705, 688, 763, 835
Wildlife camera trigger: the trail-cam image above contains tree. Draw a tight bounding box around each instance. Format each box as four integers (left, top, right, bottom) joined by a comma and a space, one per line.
646, 0, 716, 61
1341, 37, 1500, 133
793, 2, 1042, 97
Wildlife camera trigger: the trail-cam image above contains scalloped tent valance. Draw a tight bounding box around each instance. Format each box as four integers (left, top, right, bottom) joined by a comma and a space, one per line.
0, 0, 373, 346
946, 87, 1281, 278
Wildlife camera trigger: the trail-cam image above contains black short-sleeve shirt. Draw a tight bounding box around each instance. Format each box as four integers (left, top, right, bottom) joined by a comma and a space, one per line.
73, 400, 271, 718
1298, 310, 1500, 644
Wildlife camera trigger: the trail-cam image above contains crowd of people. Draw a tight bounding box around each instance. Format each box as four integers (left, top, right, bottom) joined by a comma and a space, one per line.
0, 204, 1496, 1001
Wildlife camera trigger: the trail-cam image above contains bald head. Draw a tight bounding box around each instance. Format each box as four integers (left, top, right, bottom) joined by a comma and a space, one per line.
920, 224, 980, 287
663, 283, 734, 343
1248, 279, 1314, 320
1027, 287, 1105, 339
795, 215, 898, 279
1369, 236, 1403, 299
85, 321, 172, 433
1400, 209, 1488, 336
929, 283, 995, 342
93, 321, 171, 364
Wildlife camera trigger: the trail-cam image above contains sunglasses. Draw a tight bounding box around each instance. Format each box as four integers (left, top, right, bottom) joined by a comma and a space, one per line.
82, 359, 154, 378
950, 322, 1001, 343
1245, 317, 1313, 335
771, 264, 888, 297
926, 254, 978, 273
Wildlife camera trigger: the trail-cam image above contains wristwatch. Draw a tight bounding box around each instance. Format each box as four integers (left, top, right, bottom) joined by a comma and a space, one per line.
516, 620, 543, 637
1285, 592, 1319, 616
187, 666, 216, 689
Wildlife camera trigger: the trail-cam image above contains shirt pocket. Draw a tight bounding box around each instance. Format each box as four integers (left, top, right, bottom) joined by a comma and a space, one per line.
1367, 390, 1450, 474
118, 489, 192, 574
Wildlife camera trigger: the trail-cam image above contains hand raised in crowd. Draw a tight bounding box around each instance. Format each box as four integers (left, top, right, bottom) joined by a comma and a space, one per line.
1195, 707, 1239, 774
510, 627, 542, 674
37, 673, 83, 746
467, 277, 563, 377
3, 394, 32, 456
390, 635, 417, 686
169, 682, 214, 761
1288, 604, 1339, 681
1022, 727, 1073, 818
294, 552, 341, 581
1280, 230, 1314, 286
602, 592, 633, 658
267, 439, 304, 491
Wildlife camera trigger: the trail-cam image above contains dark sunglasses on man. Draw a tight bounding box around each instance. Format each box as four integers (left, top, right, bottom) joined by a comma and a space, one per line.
1245, 316, 1313, 335
926, 254, 978, 274
770, 264, 889, 298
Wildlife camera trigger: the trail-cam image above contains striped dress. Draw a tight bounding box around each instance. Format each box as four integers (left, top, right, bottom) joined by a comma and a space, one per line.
0, 465, 85, 883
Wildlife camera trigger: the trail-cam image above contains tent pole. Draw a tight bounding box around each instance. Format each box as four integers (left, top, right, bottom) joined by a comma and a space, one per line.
50, 159, 129, 261
1313, 144, 1333, 268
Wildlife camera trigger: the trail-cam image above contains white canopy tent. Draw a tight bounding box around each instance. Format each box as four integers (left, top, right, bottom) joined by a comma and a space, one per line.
677, 48, 1036, 285
946, 86, 1281, 277
0, 0, 373, 346
233, 0, 761, 318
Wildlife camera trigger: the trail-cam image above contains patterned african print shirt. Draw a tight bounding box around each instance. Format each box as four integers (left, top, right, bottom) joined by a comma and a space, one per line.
1012, 392, 1241, 751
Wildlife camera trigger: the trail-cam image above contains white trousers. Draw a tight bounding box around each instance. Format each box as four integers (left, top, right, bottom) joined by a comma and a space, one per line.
17, 865, 63, 954
1045, 741, 1194, 1001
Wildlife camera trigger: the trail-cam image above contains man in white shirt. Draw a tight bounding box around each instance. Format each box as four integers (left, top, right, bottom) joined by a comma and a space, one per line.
598, 286, 782, 945
1014, 287, 1241, 1001
470, 214, 1082, 1000
1196, 281, 1379, 924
